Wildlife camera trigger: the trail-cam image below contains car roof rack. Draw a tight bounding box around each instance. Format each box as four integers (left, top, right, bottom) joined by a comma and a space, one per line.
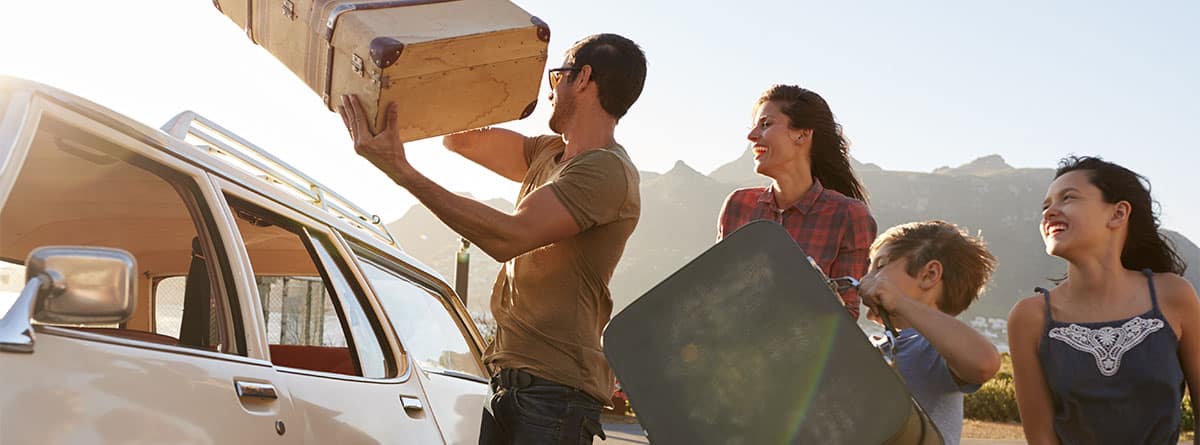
161, 111, 396, 246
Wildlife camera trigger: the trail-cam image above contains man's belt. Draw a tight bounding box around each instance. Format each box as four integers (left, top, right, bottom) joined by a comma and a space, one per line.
491, 368, 562, 390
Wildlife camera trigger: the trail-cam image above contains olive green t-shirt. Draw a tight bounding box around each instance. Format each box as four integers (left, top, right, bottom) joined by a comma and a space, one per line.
483, 135, 640, 403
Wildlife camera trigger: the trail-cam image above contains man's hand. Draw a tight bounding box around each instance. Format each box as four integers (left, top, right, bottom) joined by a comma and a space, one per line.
337, 94, 413, 185
857, 273, 909, 316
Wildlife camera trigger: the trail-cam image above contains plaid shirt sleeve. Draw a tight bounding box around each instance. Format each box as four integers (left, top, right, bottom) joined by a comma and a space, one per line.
717, 189, 756, 242
829, 200, 878, 319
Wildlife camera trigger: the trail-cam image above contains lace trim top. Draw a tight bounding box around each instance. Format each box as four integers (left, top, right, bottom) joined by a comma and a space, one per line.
1034, 270, 1183, 444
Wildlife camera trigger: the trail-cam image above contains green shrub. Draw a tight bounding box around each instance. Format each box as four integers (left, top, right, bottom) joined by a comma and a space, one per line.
1183, 392, 1194, 432
963, 370, 1020, 422
964, 353, 1020, 422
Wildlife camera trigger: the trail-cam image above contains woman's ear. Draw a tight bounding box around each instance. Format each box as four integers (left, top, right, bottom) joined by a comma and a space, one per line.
919, 260, 943, 290
792, 128, 814, 144
1108, 201, 1132, 229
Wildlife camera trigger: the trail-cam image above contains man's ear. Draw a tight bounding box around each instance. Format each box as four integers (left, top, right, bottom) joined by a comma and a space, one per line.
574, 64, 593, 91
919, 260, 943, 290
1108, 201, 1131, 229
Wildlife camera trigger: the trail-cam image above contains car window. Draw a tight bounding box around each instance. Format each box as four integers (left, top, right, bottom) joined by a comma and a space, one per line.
0, 262, 23, 315
226, 197, 393, 379
356, 256, 487, 380
256, 276, 348, 347
0, 115, 236, 353
153, 277, 187, 337
153, 276, 223, 342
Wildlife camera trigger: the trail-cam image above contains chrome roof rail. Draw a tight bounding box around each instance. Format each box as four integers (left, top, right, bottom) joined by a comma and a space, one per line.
161, 111, 396, 246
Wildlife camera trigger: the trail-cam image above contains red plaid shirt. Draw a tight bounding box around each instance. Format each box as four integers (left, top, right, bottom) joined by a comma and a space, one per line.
717, 179, 877, 318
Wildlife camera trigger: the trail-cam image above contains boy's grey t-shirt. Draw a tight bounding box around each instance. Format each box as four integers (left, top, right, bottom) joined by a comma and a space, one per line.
892, 328, 982, 445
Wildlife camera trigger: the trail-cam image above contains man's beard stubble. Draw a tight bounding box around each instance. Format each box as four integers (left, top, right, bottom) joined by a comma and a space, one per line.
548, 93, 575, 135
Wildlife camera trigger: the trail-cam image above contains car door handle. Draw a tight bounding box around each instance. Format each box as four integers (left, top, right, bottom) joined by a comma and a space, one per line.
235, 380, 278, 400
400, 395, 423, 413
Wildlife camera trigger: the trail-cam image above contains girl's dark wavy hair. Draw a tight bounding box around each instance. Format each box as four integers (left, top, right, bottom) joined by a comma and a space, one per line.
756, 85, 868, 203
1056, 156, 1185, 274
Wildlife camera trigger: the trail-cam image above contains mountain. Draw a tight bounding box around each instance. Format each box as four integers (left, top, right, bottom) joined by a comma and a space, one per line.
1169, 230, 1200, 288
610, 161, 734, 305
708, 145, 758, 185
858, 164, 1059, 318
386, 196, 511, 314
387, 152, 1200, 326
933, 154, 1015, 177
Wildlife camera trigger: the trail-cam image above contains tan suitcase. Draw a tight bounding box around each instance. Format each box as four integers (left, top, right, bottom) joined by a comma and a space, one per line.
212, 0, 550, 141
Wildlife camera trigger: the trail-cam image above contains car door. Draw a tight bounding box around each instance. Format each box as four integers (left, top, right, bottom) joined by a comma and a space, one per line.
0, 92, 298, 443
215, 180, 444, 444
349, 246, 492, 445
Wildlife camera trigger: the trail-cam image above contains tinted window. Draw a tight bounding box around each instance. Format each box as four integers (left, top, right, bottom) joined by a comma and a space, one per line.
256, 276, 348, 347
358, 258, 486, 380
227, 198, 392, 378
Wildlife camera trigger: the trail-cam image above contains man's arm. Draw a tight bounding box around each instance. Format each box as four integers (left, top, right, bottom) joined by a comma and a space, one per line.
339, 95, 580, 262
400, 170, 580, 262
442, 128, 529, 182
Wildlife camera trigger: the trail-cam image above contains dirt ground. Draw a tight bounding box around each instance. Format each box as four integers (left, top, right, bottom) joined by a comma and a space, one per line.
605, 415, 1196, 443
963, 420, 1196, 443
962, 420, 1025, 440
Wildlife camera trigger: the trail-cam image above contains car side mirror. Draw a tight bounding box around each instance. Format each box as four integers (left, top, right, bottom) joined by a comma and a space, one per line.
0, 246, 137, 353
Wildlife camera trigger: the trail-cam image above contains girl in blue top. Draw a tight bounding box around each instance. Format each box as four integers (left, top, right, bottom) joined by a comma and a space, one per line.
1008, 156, 1200, 444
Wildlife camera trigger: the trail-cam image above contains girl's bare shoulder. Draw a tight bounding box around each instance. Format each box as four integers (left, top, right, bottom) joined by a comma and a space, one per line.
1152, 272, 1199, 312
1008, 293, 1049, 332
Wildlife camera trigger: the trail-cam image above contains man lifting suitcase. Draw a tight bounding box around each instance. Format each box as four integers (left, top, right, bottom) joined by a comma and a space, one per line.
339, 33, 648, 445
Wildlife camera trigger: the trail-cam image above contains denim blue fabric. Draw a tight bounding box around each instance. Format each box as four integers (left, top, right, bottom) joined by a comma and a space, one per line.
479, 382, 603, 445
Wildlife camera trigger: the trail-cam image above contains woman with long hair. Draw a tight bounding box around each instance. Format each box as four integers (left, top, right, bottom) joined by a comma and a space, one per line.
717, 84, 876, 317
1008, 156, 1200, 444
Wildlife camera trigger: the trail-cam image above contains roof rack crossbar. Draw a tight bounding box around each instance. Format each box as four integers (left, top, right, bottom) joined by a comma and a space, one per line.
187, 130, 315, 197
161, 111, 396, 245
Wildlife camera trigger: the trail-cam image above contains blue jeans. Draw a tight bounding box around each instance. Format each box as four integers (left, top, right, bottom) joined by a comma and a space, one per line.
479, 383, 604, 444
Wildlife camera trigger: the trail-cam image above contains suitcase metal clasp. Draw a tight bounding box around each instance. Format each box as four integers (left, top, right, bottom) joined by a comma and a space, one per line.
351, 54, 364, 77
281, 0, 296, 21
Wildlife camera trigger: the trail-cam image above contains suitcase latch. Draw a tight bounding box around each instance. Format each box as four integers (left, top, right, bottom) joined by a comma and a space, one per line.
281, 0, 296, 21
351, 54, 364, 76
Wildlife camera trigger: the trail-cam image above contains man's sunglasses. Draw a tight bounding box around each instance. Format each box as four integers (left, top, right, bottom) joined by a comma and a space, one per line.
548, 67, 581, 89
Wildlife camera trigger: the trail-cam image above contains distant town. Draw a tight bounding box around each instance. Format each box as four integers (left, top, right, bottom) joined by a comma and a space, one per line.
970, 316, 1010, 352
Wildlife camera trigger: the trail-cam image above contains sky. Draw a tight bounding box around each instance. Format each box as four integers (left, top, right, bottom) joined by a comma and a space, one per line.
0, 1, 1197, 241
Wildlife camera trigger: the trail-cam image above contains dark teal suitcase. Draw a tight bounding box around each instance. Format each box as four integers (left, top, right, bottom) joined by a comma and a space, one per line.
603, 221, 942, 444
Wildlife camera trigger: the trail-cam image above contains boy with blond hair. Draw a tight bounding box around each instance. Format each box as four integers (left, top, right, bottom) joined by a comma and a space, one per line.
858, 220, 1002, 445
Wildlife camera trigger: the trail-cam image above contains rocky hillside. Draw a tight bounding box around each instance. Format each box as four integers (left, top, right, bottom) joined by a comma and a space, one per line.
388, 151, 1200, 324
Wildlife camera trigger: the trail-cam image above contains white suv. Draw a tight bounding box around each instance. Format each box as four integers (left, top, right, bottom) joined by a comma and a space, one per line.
0, 77, 489, 444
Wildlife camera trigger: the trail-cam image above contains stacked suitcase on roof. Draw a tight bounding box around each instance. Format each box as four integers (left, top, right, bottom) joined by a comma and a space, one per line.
212, 0, 550, 141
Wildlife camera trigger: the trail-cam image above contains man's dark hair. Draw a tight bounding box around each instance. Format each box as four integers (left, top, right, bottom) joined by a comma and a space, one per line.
564, 33, 647, 119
